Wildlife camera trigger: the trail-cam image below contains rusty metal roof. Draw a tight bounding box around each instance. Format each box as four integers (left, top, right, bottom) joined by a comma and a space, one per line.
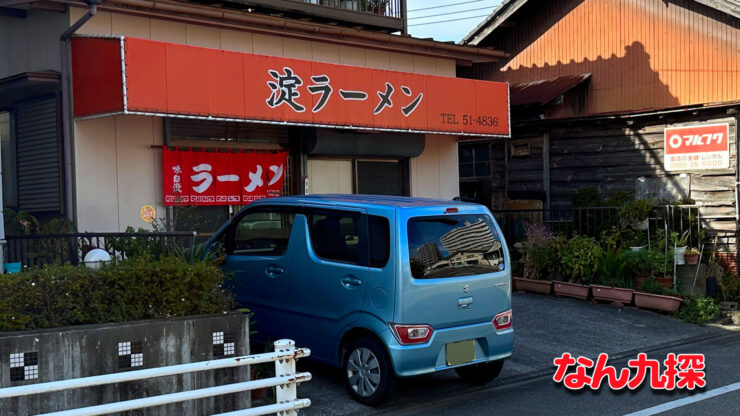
509, 74, 591, 107
463, 0, 740, 45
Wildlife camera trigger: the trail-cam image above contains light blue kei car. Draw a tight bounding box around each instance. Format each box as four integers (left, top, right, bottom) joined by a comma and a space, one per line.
207, 194, 513, 405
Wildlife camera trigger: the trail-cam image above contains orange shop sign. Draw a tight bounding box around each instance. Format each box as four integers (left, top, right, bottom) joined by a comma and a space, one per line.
664, 123, 730, 171
71, 36, 510, 137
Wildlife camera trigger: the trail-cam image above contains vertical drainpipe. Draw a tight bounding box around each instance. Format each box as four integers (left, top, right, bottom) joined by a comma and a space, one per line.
59, 0, 100, 223
401, 0, 408, 35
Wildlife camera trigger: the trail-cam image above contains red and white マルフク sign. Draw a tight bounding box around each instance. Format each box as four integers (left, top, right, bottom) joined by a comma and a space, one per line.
664, 123, 730, 171
162, 148, 287, 206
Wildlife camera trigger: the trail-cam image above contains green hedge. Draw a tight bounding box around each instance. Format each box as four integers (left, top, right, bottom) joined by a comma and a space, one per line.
0, 254, 233, 332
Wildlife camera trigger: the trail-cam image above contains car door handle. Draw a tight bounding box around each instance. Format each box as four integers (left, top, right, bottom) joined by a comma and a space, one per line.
265, 264, 284, 277
341, 276, 363, 288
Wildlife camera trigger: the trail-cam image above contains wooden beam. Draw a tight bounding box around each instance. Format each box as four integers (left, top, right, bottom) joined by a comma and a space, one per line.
0, 6, 26, 17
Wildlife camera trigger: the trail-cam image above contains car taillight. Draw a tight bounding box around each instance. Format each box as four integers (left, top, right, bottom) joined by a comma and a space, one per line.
493, 310, 512, 331
393, 324, 434, 345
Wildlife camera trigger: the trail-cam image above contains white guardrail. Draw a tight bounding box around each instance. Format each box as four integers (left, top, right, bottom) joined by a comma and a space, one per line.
0, 339, 311, 416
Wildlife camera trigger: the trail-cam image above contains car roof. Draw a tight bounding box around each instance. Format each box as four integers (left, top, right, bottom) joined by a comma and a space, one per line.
254, 194, 478, 210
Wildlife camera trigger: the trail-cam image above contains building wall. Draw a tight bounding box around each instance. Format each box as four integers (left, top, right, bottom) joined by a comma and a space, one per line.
0, 10, 67, 79
69, 7, 461, 231
74, 115, 163, 232
410, 135, 460, 200
69, 7, 456, 76
480, 0, 740, 115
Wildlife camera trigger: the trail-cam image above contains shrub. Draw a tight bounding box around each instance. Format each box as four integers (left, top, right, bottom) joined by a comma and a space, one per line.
638, 276, 667, 294
619, 199, 654, 228
572, 187, 602, 207
677, 297, 721, 325
717, 273, 739, 302
560, 235, 602, 284
595, 250, 627, 287
0, 254, 233, 332
522, 222, 555, 280
620, 249, 650, 278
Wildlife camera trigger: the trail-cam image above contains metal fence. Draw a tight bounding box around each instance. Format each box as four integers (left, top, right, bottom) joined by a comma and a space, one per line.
492, 205, 703, 247
4, 231, 197, 268
0, 339, 311, 416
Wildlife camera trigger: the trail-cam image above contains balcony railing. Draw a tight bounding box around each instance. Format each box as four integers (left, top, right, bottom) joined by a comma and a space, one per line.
300, 0, 403, 19
238, 0, 405, 33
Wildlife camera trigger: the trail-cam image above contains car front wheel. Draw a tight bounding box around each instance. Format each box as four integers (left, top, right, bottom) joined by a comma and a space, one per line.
342, 336, 397, 406
455, 359, 504, 385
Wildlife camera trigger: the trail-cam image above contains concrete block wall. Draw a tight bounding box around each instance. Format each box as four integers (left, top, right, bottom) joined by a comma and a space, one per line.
0, 314, 250, 415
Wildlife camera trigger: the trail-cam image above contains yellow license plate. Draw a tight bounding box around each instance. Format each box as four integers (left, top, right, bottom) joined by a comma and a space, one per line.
446, 340, 475, 366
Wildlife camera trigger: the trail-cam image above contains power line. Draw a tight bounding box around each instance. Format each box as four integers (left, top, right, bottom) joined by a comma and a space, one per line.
409, 5, 494, 20
407, 0, 483, 13
408, 14, 491, 27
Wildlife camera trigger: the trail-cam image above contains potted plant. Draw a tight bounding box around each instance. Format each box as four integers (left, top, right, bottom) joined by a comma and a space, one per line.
684, 247, 700, 265
555, 235, 601, 300
671, 230, 690, 265
633, 277, 683, 313
647, 248, 673, 289
360, 0, 388, 14
625, 229, 647, 251
621, 248, 649, 287
592, 249, 633, 305
514, 223, 555, 295
619, 199, 653, 231
717, 273, 739, 311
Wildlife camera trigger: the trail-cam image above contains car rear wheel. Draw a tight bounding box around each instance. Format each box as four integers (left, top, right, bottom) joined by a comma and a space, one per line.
342, 336, 396, 406
455, 359, 504, 385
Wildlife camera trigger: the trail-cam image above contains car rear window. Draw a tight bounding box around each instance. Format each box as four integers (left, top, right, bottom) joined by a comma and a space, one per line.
407, 214, 505, 279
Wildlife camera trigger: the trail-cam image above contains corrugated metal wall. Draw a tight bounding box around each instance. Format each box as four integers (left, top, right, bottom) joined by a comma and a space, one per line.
14, 96, 63, 213
483, 0, 740, 115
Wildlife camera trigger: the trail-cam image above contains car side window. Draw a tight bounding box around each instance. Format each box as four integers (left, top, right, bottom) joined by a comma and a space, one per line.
369, 215, 390, 268
308, 209, 362, 265
230, 209, 295, 256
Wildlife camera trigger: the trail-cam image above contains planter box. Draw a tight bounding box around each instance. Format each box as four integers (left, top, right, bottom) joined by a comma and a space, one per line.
0, 314, 250, 415
513, 277, 552, 295
634, 292, 683, 313
591, 285, 634, 304
635, 276, 674, 290
554, 281, 590, 300
720, 301, 739, 311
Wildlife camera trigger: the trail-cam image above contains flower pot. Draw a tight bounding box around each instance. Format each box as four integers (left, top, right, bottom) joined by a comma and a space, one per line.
373, 4, 386, 14
630, 219, 649, 231
591, 285, 634, 304
629, 246, 646, 251
684, 253, 699, 265
554, 281, 590, 300
634, 292, 682, 313
674, 246, 686, 265
513, 277, 552, 295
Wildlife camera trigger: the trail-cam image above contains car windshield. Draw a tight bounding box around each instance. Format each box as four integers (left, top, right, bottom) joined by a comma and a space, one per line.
407, 214, 505, 279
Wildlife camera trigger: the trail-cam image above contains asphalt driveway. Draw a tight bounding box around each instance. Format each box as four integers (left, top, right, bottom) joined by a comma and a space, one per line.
295, 292, 730, 416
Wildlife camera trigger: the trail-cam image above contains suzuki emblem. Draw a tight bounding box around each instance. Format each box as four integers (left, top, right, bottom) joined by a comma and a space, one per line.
463, 284, 470, 293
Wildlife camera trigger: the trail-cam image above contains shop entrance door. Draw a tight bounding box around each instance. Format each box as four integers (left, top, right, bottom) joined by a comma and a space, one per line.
306, 159, 353, 194
355, 160, 405, 196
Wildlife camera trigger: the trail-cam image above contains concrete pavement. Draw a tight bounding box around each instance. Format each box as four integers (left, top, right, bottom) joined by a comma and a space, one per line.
296, 291, 733, 416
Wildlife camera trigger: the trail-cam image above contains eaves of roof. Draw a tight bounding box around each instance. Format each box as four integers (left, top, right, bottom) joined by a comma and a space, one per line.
55, 0, 508, 64
462, 0, 740, 46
